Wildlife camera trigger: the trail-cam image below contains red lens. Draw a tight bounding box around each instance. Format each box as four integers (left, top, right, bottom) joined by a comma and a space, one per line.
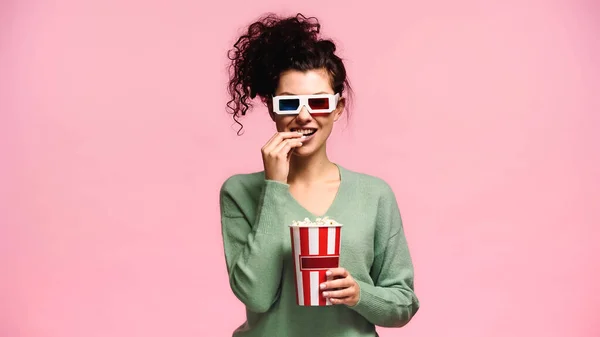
308, 97, 329, 110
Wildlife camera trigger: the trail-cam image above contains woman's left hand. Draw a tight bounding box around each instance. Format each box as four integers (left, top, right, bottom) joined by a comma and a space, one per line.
320, 267, 361, 306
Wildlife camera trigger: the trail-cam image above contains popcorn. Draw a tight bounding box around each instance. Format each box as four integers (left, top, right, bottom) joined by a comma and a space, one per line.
290, 216, 341, 227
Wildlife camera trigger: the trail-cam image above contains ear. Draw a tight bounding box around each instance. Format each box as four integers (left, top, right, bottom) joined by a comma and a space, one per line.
333, 97, 346, 122
265, 96, 276, 121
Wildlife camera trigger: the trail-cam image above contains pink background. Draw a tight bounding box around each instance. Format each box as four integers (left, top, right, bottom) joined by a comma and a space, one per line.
1, 0, 599, 336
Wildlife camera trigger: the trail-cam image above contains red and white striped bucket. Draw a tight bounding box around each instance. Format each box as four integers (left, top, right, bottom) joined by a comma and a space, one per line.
289, 223, 342, 306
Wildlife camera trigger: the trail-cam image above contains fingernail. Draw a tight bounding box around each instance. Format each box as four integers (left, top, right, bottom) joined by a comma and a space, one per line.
320, 283, 326, 289
326, 271, 332, 276
322, 292, 328, 297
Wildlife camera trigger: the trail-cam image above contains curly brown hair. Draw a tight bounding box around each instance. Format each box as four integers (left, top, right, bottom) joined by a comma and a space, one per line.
226, 13, 353, 135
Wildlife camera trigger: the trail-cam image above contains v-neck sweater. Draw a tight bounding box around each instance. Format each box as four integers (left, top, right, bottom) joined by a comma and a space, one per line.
219, 165, 420, 337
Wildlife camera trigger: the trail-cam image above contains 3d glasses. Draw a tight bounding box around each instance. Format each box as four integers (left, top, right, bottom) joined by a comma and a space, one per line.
273, 93, 340, 115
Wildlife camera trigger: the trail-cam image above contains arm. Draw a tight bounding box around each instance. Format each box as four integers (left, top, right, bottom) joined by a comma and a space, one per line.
349, 185, 420, 327
220, 178, 290, 313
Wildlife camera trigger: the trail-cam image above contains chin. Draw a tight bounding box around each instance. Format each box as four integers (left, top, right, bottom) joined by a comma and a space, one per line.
292, 149, 311, 157
292, 146, 316, 157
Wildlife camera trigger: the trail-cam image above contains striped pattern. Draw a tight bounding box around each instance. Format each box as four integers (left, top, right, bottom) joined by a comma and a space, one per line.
290, 226, 342, 306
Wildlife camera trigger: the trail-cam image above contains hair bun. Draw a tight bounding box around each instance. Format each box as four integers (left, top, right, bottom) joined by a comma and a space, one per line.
316, 40, 336, 54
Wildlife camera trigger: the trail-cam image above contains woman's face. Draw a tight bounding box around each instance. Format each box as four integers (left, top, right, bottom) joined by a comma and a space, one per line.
270, 68, 344, 157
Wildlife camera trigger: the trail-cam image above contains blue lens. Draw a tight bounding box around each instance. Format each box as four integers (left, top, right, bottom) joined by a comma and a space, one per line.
279, 98, 300, 111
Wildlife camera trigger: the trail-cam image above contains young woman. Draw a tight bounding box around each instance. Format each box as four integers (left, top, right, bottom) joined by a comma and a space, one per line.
220, 13, 419, 337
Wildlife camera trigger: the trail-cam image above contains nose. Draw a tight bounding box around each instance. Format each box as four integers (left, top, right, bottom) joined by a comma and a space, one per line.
296, 106, 312, 123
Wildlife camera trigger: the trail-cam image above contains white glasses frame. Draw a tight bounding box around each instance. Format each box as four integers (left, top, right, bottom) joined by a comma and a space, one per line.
272, 93, 340, 115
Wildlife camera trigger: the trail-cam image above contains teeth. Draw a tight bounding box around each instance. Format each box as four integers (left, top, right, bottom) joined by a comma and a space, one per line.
293, 129, 316, 135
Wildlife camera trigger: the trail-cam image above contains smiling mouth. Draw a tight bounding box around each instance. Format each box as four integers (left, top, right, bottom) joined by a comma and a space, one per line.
291, 128, 317, 137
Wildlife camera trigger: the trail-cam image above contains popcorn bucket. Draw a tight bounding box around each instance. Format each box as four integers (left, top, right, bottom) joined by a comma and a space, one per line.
289, 221, 342, 306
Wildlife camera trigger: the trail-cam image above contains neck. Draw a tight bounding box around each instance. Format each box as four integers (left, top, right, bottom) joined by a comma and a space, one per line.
288, 146, 336, 184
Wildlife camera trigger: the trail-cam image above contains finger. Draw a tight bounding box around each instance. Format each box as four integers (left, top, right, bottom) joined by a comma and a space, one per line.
329, 297, 353, 305
282, 140, 304, 159
263, 132, 304, 153
272, 138, 303, 156
323, 287, 355, 299
320, 277, 354, 291
326, 268, 349, 279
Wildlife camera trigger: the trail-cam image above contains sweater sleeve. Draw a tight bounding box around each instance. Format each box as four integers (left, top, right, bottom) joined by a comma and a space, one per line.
349, 184, 420, 327
220, 177, 290, 313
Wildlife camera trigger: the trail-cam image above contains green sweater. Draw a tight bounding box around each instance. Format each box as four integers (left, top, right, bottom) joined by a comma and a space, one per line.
219, 164, 419, 337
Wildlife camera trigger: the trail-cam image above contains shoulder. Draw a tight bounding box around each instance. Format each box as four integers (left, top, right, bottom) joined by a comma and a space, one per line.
219, 170, 266, 217
340, 165, 397, 200
220, 170, 266, 196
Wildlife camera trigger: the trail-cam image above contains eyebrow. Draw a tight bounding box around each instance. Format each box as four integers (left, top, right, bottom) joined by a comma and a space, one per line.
277, 91, 331, 96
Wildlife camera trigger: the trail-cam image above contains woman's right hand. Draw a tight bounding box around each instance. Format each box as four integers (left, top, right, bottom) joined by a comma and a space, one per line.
261, 132, 305, 183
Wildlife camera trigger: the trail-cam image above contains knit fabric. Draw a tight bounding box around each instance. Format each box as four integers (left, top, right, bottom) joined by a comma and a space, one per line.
220, 165, 419, 337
